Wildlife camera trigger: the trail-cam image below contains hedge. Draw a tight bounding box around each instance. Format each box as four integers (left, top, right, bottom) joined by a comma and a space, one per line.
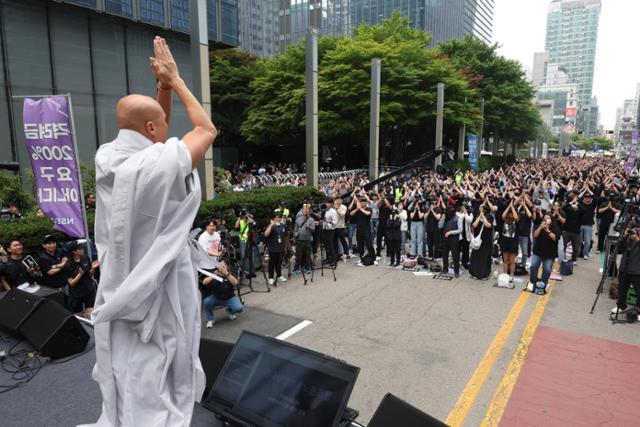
197, 186, 324, 229
1, 187, 322, 254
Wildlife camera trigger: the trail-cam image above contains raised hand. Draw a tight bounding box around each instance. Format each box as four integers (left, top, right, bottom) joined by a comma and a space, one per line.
150, 36, 179, 87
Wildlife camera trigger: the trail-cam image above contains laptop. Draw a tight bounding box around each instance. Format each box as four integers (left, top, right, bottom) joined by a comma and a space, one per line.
204, 331, 359, 427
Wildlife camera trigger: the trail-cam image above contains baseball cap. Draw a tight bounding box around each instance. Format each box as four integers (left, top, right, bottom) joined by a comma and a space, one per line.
42, 234, 56, 244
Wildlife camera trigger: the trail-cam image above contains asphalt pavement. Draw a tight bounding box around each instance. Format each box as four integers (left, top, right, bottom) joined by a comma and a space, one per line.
201, 250, 639, 426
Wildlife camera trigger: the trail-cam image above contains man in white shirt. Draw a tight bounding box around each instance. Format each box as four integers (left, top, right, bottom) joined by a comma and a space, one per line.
334, 198, 349, 261
323, 198, 339, 266
198, 220, 222, 261
85, 37, 217, 427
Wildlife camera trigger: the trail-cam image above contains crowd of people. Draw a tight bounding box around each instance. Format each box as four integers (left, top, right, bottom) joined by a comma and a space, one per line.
213, 156, 638, 320
2, 156, 638, 328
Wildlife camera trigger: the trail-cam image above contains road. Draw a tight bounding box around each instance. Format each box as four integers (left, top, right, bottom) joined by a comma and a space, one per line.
202, 252, 640, 426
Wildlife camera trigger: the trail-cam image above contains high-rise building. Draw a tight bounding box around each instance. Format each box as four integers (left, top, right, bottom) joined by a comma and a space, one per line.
247, 0, 494, 57
544, 0, 600, 108
532, 51, 549, 90
536, 63, 579, 133
0, 0, 238, 180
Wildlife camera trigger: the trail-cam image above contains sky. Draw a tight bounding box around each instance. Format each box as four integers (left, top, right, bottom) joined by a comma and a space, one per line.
492, 0, 640, 130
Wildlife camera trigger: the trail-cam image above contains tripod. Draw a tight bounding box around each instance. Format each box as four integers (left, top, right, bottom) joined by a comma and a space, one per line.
311, 231, 337, 283
590, 203, 634, 316
240, 233, 271, 294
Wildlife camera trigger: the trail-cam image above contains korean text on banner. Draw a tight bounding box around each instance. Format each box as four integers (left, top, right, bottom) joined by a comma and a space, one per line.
22, 95, 86, 237
468, 134, 479, 171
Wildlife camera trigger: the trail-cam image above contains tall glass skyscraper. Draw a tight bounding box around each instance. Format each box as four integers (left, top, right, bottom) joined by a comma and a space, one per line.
243, 0, 494, 57
544, 0, 600, 108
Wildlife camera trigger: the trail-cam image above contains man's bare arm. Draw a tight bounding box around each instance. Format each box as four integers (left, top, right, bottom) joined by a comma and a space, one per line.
156, 83, 172, 126
151, 37, 216, 168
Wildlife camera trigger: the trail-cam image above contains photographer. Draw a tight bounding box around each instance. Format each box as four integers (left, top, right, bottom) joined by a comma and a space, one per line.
292, 205, 315, 275
264, 213, 288, 285
235, 208, 256, 278
200, 260, 243, 328
529, 214, 560, 291
612, 222, 640, 316
38, 234, 69, 290
425, 196, 443, 260
65, 240, 98, 319
1, 239, 40, 291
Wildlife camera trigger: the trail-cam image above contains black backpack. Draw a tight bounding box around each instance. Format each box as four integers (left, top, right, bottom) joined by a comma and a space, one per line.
361, 254, 375, 266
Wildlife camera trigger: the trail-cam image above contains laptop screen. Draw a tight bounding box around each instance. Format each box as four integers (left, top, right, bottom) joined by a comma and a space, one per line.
204, 331, 359, 427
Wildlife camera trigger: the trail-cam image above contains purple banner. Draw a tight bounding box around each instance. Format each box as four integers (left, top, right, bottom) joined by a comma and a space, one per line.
23, 96, 86, 237
624, 131, 638, 174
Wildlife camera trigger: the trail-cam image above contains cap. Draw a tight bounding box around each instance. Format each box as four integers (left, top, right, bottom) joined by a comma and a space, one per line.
42, 234, 56, 244
68, 240, 82, 252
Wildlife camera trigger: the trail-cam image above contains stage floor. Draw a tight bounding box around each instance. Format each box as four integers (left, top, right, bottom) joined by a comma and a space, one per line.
0, 327, 220, 427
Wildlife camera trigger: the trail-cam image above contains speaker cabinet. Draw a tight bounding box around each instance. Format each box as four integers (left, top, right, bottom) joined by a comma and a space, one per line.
0, 288, 41, 332
19, 299, 89, 358
199, 338, 234, 399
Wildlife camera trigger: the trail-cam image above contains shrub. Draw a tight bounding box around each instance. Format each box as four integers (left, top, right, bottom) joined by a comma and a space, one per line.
0, 172, 36, 212
198, 186, 324, 229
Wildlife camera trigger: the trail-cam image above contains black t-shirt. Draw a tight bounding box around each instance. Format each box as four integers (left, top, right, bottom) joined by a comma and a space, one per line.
533, 225, 561, 259
517, 213, 532, 237
579, 201, 595, 226
562, 205, 582, 233
38, 249, 67, 289
200, 270, 236, 300
410, 207, 423, 223
353, 209, 371, 230
65, 255, 95, 298
425, 208, 440, 231
2, 257, 31, 288
266, 223, 286, 253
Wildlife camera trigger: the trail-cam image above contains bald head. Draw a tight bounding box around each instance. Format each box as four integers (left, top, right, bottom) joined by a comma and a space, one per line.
115, 94, 168, 143
116, 95, 163, 130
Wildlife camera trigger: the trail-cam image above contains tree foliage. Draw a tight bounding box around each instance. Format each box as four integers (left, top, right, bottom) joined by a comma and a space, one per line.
210, 49, 260, 145
439, 37, 542, 147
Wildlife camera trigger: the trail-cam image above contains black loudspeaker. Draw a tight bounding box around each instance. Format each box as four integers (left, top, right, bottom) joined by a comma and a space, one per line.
19, 299, 89, 358
199, 338, 234, 399
30, 285, 65, 307
367, 393, 449, 427
0, 288, 42, 332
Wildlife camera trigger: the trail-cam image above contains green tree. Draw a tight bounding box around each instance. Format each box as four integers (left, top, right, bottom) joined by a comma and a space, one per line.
210, 49, 260, 146
242, 13, 477, 163
439, 37, 542, 155
575, 136, 613, 152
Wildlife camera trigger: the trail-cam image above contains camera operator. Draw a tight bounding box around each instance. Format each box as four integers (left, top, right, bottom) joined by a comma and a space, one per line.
200, 260, 243, 328
38, 234, 68, 291
322, 198, 338, 267
264, 213, 288, 285
1, 239, 41, 291
349, 196, 377, 266
611, 221, 640, 316
235, 208, 256, 278
292, 204, 315, 275
65, 240, 98, 319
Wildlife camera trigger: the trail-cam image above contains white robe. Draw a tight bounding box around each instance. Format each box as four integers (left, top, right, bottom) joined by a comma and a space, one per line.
81, 130, 207, 427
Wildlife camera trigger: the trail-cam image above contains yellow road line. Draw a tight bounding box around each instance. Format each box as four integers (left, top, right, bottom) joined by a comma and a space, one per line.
480, 281, 555, 427
445, 290, 532, 427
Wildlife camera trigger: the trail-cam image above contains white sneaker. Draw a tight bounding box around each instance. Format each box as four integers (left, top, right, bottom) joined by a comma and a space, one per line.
268, 278, 275, 286
373, 260, 379, 266
610, 306, 631, 315
206, 320, 214, 329
277, 276, 287, 283
356, 261, 364, 267
583, 256, 588, 260
525, 282, 534, 292
228, 313, 237, 321
376, 256, 381, 261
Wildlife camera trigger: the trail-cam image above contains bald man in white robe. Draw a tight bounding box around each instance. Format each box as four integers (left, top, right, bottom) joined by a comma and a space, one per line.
80, 37, 217, 427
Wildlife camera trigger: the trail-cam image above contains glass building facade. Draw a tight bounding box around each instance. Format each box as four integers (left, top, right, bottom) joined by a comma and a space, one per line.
545, 0, 600, 108
244, 0, 494, 57
0, 0, 238, 181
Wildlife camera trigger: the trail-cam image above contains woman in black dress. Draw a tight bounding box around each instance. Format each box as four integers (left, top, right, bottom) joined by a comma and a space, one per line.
469, 206, 494, 279
500, 201, 520, 280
